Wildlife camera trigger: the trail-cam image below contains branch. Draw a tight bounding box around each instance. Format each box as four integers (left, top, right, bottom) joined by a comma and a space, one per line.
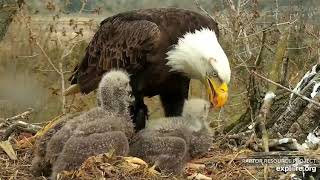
256, 92, 275, 152
59, 63, 66, 114
16, 53, 39, 59
242, 29, 253, 58
254, 30, 267, 67
5, 108, 33, 122
238, 19, 298, 39
252, 71, 320, 107
18, 9, 62, 75
1, 108, 41, 140
79, 0, 88, 14
193, 0, 232, 34
194, 0, 216, 21
3, 120, 42, 140
226, 0, 237, 13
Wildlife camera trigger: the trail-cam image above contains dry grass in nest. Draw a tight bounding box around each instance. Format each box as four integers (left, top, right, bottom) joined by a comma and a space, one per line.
188, 146, 254, 180
58, 145, 258, 180
57, 152, 178, 180
0, 144, 41, 180
0, 142, 256, 180
1, 137, 304, 180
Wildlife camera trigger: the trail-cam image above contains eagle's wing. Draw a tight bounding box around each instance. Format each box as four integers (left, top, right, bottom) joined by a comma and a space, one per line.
70, 19, 161, 94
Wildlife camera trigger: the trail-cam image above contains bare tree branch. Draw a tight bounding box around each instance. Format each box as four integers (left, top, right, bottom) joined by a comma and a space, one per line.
252, 71, 320, 107
193, 0, 232, 34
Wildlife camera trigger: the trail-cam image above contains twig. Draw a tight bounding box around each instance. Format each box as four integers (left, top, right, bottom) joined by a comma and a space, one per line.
16, 53, 39, 59
18, 7, 81, 115
35, 40, 61, 74
61, 43, 78, 60
34, 69, 70, 73
19, 10, 62, 75
244, 168, 258, 180
252, 71, 320, 107
5, 108, 34, 122
242, 29, 252, 58
238, 19, 298, 39
226, 0, 237, 13
256, 92, 275, 153
235, 46, 261, 56
59, 63, 66, 114
193, 0, 232, 34
79, 0, 88, 14
194, 0, 216, 21
287, 46, 309, 50
227, 130, 254, 139
236, 55, 250, 73
3, 121, 42, 140
264, 44, 275, 54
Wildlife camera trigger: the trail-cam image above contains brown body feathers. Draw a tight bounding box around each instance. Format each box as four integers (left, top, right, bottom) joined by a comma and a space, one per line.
69, 8, 219, 131
70, 8, 218, 95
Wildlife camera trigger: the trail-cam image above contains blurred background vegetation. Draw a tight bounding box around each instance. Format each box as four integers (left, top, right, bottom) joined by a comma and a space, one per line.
0, 0, 320, 131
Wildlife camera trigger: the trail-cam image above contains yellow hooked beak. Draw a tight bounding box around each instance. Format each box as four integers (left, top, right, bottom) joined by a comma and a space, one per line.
206, 78, 228, 108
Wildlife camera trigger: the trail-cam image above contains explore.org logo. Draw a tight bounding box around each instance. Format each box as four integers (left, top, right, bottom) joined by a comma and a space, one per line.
275, 166, 317, 173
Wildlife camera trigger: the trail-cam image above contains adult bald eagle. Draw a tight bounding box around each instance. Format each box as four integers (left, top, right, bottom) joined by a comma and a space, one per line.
65, 8, 231, 131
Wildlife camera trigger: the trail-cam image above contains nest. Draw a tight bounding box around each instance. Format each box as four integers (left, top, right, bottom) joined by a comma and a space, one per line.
58, 153, 168, 180
55, 146, 255, 180
0, 139, 283, 180
0, 144, 40, 180
1, 131, 319, 180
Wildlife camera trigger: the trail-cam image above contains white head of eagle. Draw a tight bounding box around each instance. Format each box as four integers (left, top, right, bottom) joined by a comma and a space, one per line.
166, 28, 231, 108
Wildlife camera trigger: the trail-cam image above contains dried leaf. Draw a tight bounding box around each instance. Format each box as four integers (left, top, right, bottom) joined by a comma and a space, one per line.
123, 157, 147, 166
0, 141, 17, 160
186, 163, 206, 170
16, 136, 36, 149
188, 173, 212, 180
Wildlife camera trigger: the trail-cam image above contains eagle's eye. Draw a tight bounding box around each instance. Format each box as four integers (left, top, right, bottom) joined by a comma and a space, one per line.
211, 72, 217, 77
207, 70, 217, 78
206, 70, 217, 78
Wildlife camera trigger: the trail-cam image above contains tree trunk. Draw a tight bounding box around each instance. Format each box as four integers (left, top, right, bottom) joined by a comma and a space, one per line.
269, 73, 320, 137
286, 95, 320, 142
